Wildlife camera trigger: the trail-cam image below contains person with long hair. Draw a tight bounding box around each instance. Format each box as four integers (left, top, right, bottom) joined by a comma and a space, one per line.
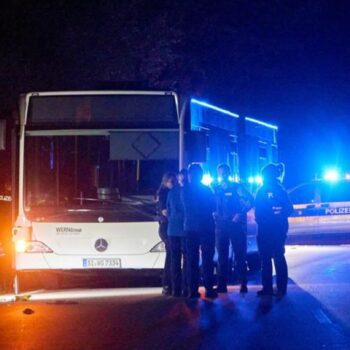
156, 172, 177, 296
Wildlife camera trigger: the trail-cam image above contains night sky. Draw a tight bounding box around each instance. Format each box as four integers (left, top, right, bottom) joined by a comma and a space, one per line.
1, 0, 350, 186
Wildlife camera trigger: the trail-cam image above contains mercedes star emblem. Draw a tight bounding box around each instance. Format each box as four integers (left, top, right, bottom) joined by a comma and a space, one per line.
95, 238, 108, 252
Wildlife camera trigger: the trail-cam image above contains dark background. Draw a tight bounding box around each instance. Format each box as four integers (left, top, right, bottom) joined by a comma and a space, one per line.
1, 0, 349, 187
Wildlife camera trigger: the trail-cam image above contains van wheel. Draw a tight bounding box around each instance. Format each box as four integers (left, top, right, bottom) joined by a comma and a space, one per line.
247, 252, 261, 271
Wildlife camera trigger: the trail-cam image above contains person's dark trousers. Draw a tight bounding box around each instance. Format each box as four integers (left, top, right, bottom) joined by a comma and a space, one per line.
169, 236, 187, 295
186, 231, 215, 295
217, 223, 247, 289
159, 222, 172, 292
257, 229, 288, 293
231, 224, 248, 286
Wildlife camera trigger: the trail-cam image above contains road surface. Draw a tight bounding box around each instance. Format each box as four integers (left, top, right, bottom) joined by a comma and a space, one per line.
0, 245, 350, 350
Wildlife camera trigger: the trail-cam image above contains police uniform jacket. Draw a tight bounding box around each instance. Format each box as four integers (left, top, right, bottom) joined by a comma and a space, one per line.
214, 182, 253, 226
181, 183, 215, 233
255, 180, 293, 232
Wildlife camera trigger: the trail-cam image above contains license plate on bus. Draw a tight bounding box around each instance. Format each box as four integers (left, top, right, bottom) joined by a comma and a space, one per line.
82, 258, 121, 268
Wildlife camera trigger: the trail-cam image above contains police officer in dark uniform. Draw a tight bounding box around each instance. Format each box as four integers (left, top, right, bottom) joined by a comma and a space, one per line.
166, 174, 188, 297
255, 163, 293, 298
214, 164, 253, 294
156, 172, 177, 296
182, 163, 217, 299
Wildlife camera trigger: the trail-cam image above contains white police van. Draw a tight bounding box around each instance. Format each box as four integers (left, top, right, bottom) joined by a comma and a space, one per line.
288, 175, 350, 239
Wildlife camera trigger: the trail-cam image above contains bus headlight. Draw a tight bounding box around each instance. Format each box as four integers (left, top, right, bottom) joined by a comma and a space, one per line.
15, 240, 27, 253
15, 240, 53, 253
150, 241, 166, 253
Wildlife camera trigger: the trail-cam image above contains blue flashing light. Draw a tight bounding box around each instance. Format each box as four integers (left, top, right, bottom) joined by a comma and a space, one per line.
191, 98, 239, 118
248, 175, 263, 185
245, 117, 278, 130
202, 174, 213, 186
255, 175, 263, 184
323, 169, 339, 182
228, 175, 239, 182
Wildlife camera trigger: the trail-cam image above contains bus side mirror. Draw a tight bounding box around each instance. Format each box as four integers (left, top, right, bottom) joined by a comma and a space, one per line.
186, 131, 207, 163
0, 120, 6, 150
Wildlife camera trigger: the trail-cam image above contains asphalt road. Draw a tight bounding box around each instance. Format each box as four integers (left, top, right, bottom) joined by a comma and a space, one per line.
1, 245, 350, 350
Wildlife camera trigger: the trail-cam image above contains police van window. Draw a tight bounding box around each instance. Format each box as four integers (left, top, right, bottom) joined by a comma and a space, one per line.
319, 181, 350, 203
289, 183, 317, 204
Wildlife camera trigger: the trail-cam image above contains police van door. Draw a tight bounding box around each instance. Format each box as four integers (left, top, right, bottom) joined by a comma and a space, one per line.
288, 182, 319, 237
316, 181, 350, 236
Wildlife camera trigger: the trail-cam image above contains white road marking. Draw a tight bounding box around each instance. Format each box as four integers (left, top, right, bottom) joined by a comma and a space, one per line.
312, 308, 333, 325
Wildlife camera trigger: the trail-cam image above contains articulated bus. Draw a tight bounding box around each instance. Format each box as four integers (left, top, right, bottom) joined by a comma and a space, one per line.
1, 91, 278, 292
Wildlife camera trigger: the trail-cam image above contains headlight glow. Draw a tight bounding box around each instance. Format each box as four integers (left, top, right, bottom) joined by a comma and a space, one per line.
15, 240, 53, 253
15, 240, 27, 253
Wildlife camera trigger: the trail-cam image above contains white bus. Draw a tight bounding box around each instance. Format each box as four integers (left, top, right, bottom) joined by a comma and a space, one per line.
10, 91, 278, 292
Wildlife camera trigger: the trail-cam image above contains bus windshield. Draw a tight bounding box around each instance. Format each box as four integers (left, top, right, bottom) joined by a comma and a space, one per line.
24, 135, 178, 222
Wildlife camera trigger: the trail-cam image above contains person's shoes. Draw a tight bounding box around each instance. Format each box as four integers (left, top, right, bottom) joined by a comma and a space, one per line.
205, 289, 218, 299
240, 284, 248, 294
189, 291, 201, 299
257, 289, 273, 297
162, 287, 172, 296
214, 286, 228, 293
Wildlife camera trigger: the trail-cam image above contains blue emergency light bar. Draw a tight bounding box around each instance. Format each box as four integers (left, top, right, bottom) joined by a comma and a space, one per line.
191, 98, 239, 118
323, 169, 340, 182
191, 99, 278, 130
245, 117, 278, 130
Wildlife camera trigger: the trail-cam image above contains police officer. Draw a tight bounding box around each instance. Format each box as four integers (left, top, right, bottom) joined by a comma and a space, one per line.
156, 172, 177, 296
166, 173, 188, 297
182, 163, 217, 299
255, 163, 293, 298
214, 164, 253, 294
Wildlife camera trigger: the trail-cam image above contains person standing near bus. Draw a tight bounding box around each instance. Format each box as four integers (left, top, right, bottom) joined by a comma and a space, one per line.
213, 164, 253, 294
156, 172, 177, 296
166, 174, 187, 297
182, 164, 217, 299
177, 168, 188, 187
255, 163, 293, 298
